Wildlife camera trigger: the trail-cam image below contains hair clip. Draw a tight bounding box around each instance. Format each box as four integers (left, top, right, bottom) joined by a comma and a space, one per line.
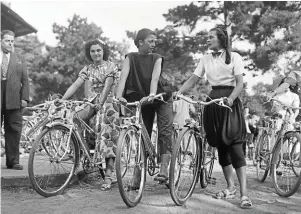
97, 38, 107, 45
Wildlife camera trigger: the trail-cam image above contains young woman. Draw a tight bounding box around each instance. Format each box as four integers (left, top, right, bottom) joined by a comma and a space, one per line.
177, 26, 252, 209
60, 39, 119, 191
115, 28, 173, 182
271, 78, 300, 131
268, 71, 301, 97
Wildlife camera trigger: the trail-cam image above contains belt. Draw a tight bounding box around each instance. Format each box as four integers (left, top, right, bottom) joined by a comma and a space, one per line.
212, 85, 234, 90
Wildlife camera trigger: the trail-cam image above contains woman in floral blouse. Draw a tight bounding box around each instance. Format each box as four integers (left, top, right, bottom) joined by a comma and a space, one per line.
61, 39, 120, 191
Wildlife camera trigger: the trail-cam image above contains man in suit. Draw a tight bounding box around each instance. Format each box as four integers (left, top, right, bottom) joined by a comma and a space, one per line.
1, 30, 29, 170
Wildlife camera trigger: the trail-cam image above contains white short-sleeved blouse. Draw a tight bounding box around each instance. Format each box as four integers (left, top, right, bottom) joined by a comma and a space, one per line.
193, 51, 245, 87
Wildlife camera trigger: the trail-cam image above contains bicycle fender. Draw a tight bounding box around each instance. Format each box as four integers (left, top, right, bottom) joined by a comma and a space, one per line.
44, 120, 67, 129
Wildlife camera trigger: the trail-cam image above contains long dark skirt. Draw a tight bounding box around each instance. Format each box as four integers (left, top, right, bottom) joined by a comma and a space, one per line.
203, 86, 246, 147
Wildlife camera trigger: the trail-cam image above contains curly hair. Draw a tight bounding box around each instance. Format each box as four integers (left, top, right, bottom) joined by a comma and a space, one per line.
84, 39, 109, 62
209, 26, 231, 65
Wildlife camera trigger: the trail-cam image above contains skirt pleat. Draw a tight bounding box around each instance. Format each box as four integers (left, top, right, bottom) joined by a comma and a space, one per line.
203, 86, 246, 147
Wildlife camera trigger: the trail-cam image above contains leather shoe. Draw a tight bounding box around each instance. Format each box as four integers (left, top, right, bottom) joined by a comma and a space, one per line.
7, 164, 23, 170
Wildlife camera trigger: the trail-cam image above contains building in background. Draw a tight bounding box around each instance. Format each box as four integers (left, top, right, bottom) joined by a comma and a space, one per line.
1, 2, 37, 37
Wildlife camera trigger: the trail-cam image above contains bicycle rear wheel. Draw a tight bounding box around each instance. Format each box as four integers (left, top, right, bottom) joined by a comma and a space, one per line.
256, 132, 270, 182
116, 126, 146, 207
271, 132, 301, 197
169, 127, 200, 206
200, 138, 216, 188
28, 124, 79, 197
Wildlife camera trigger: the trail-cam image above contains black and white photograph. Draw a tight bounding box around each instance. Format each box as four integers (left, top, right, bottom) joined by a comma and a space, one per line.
1, 1, 301, 213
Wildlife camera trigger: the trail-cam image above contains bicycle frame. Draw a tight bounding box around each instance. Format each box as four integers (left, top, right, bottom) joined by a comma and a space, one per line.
265, 98, 301, 169
118, 99, 160, 163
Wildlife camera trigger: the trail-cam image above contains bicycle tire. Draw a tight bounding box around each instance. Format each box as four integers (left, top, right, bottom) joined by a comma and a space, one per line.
200, 139, 216, 188
256, 132, 270, 182
116, 126, 146, 207
271, 132, 301, 197
291, 140, 300, 177
169, 127, 200, 206
28, 124, 79, 197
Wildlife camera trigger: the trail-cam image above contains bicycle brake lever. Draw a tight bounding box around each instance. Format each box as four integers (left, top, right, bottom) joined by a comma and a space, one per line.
158, 95, 168, 103
219, 101, 233, 112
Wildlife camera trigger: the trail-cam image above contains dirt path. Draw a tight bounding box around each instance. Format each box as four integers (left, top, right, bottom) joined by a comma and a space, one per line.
1, 163, 301, 214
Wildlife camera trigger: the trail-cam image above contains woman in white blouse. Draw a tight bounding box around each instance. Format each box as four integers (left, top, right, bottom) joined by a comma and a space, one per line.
271, 78, 300, 131
177, 26, 252, 209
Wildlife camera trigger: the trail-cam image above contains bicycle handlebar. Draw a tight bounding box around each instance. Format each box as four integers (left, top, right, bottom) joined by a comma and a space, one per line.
175, 94, 232, 111
266, 97, 301, 110
113, 93, 166, 107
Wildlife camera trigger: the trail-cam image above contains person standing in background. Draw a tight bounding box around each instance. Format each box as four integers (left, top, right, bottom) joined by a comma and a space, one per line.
1, 30, 29, 170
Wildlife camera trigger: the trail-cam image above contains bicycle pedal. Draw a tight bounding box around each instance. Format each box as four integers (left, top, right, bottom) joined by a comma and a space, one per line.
208, 180, 217, 185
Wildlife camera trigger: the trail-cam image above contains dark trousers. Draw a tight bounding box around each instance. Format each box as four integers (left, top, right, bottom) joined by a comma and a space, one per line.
1, 81, 23, 166
125, 93, 174, 155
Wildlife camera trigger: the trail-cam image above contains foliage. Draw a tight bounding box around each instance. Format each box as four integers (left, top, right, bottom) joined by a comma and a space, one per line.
163, 1, 301, 73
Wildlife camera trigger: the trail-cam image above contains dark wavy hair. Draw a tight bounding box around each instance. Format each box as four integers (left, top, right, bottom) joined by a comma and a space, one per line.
209, 26, 231, 65
84, 39, 109, 62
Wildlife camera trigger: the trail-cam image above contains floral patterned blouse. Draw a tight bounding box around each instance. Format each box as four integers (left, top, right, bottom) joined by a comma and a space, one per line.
79, 61, 119, 102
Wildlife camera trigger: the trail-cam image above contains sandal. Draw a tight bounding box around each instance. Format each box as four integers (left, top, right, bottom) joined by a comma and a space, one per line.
100, 176, 112, 191
154, 173, 168, 182
213, 189, 236, 199
240, 196, 252, 209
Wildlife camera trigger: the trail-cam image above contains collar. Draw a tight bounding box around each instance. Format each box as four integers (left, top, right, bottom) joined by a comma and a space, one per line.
209, 49, 225, 58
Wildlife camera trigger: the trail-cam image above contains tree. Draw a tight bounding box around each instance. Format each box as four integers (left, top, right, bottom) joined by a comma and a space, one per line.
163, 1, 301, 73
14, 35, 46, 102
30, 14, 129, 104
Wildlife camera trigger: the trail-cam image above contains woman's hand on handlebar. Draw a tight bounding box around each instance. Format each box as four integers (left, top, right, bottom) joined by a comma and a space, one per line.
224, 97, 234, 107
172, 91, 181, 100
116, 97, 127, 106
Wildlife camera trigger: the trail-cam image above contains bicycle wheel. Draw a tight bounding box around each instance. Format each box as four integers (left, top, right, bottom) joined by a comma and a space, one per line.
21, 120, 34, 150
200, 139, 216, 188
169, 127, 200, 206
256, 132, 270, 182
116, 126, 146, 207
291, 140, 300, 177
271, 132, 301, 197
28, 124, 79, 197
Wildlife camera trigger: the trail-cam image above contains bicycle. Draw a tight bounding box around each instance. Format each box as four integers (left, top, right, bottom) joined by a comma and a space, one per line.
20, 102, 60, 152
256, 114, 281, 182
257, 97, 301, 197
169, 94, 231, 206
28, 98, 107, 197
114, 93, 176, 207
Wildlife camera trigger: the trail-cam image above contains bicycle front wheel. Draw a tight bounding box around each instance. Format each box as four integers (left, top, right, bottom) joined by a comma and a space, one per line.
116, 126, 146, 207
291, 139, 300, 177
271, 132, 301, 197
28, 124, 79, 197
256, 132, 270, 182
169, 127, 200, 206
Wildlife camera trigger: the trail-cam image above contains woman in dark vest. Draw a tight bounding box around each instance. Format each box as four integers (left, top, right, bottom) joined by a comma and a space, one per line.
115, 28, 173, 182
177, 26, 252, 209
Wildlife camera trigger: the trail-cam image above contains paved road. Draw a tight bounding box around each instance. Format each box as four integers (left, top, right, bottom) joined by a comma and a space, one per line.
2, 162, 301, 214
